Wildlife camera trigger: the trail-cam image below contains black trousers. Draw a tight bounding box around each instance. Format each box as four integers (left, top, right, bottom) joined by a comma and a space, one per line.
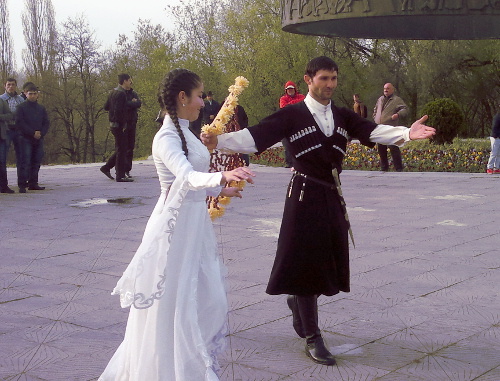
124, 125, 136, 173
103, 125, 128, 180
377, 143, 403, 171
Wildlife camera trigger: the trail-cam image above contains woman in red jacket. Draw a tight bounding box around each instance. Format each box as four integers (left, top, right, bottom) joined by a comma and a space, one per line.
279, 81, 305, 167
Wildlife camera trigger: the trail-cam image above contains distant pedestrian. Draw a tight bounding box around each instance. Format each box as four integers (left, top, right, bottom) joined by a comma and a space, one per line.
0, 97, 15, 193
123, 82, 141, 179
279, 81, 305, 168
352, 93, 367, 118
101, 74, 135, 182
373, 83, 408, 172
15, 83, 49, 193
486, 110, 500, 174
0, 78, 26, 193
202, 91, 221, 125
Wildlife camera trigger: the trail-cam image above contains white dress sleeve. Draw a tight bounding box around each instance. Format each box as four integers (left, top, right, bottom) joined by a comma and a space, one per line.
154, 128, 223, 190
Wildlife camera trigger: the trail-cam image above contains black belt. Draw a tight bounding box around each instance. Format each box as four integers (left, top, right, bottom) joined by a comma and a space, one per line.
289, 169, 355, 247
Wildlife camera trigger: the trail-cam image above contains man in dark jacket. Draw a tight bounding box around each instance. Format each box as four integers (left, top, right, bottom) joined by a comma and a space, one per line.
123, 85, 141, 178
100, 74, 135, 182
0, 97, 15, 193
202, 56, 436, 366
202, 91, 220, 125
15, 84, 49, 192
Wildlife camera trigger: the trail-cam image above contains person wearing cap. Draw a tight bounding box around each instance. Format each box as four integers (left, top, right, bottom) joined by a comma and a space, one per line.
15, 83, 50, 192
279, 81, 305, 167
202, 91, 221, 126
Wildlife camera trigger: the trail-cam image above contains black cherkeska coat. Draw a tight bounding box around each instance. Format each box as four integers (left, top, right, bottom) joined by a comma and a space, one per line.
247, 101, 377, 296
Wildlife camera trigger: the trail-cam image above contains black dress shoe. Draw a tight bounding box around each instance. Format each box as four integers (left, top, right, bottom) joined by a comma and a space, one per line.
287, 296, 305, 338
100, 166, 114, 180
305, 336, 336, 366
116, 177, 134, 182
19, 187, 26, 193
1, 186, 15, 194
28, 185, 45, 190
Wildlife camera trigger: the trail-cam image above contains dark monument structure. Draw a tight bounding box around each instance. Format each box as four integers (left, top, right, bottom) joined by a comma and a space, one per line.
282, 0, 500, 39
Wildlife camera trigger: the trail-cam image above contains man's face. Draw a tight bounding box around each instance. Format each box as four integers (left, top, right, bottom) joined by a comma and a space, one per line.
26, 90, 39, 102
383, 84, 394, 97
286, 88, 296, 97
304, 69, 338, 105
122, 78, 133, 90
5, 81, 17, 95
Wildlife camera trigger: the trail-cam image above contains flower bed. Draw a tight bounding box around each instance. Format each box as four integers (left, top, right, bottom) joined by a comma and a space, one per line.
250, 139, 491, 173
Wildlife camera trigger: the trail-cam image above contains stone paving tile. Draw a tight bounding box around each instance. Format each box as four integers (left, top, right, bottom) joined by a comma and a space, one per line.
1, 162, 499, 381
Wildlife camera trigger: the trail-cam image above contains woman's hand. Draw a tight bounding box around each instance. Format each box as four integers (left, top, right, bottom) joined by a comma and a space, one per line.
221, 167, 255, 185
201, 132, 218, 150
220, 186, 244, 198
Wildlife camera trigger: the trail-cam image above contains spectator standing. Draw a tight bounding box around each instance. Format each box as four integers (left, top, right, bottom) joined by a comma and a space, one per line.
0, 97, 14, 193
353, 93, 367, 118
486, 110, 500, 174
202, 91, 220, 125
124, 83, 142, 178
100, 74, 134, 182
0, 78, 26, 193
279, 81, 305, 167
373, 83, 408, 172
15, 84, 49, 193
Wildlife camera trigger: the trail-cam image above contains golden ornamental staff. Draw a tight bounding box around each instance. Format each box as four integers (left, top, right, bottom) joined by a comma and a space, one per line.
202, 76, 250, 220
201, 76, 249, 136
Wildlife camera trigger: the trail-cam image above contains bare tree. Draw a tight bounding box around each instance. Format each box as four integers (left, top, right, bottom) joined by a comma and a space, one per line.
55, 15, 105, 162
0, 0, 15, 79
22, 0, 58, 79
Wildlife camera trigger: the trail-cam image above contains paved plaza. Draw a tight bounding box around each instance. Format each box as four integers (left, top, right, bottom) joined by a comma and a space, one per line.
0, 161, 499, 381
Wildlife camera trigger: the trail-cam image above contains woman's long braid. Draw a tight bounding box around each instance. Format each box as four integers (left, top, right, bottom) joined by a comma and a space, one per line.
158, 69, 201, 157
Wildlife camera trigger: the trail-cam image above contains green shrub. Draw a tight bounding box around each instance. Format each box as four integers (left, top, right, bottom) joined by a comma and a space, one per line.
421, 98, 465, 144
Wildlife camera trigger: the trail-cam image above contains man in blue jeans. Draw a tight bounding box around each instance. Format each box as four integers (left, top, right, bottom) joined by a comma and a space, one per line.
0, 78, 26, 193
15, 83, 50, 193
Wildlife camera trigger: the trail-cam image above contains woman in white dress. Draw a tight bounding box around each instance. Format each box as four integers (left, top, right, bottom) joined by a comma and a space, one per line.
99, 69, 255, 381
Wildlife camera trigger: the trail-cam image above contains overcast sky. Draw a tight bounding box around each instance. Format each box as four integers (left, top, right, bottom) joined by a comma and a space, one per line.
7, 0, 177, 70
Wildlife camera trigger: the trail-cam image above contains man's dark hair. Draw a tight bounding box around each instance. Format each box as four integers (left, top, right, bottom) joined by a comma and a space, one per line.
22, 82, 35, 90
118, 73, 131, 85
5, 78, 17, 85
207, 91, 213, 96
24, 83, 38, 93
305, 56, 339, 78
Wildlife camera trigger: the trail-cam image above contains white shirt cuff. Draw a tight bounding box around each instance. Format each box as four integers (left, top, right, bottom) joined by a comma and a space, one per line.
370, 125, 411, 147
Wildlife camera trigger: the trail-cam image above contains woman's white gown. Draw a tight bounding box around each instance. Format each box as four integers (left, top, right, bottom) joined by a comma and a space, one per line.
99, 116, 228, 381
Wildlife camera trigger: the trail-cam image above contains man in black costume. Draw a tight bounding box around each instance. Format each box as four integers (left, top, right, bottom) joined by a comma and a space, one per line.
202, 56, 435, 366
